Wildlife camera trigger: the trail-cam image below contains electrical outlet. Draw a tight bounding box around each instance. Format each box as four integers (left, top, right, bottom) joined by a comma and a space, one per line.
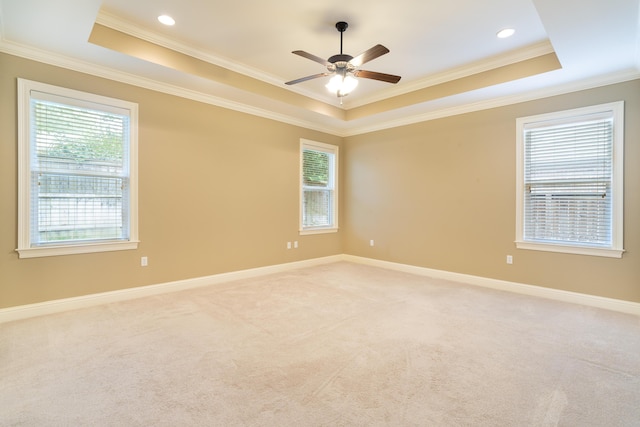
294, 241, 298, 249
287, 242, 292, 249
370, 239, 375, 247
506, 255, 513, 264
141, 256, 148, 267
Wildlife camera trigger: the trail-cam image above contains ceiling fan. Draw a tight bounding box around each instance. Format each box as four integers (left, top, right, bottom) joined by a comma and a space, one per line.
285, 21, 401, 98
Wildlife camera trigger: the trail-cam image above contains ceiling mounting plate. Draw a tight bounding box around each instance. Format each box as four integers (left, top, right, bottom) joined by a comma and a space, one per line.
335, 21, 348, 33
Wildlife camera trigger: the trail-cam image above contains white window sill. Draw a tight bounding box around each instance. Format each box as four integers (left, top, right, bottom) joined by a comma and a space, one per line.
515, 241, 624, 258
16, 240, 139, 258
299, 227, 338, 236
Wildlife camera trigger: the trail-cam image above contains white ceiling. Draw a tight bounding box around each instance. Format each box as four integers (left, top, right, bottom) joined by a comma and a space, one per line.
1, 0, 639, 135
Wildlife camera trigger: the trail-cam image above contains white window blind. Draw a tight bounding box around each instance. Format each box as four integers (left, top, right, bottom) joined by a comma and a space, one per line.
300, 140, 338, 233
31, 95, 130, 244
516, 102, 624, 258
524, 116, 612, 246
17, 79, 138, 258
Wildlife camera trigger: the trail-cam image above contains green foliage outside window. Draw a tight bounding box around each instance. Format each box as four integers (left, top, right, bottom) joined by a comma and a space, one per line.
303, 149, 329, 187
35, 101, 124, 164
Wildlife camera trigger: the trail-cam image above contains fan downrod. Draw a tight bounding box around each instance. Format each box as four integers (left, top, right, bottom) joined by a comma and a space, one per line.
329, 21, 353, 64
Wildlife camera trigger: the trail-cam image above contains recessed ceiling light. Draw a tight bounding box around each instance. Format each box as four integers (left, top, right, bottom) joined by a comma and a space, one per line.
497, 28, 515, 39
158, 15, 175, 26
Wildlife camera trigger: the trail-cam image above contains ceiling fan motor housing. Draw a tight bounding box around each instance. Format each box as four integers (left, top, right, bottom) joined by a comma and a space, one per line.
328, 54, 354, 64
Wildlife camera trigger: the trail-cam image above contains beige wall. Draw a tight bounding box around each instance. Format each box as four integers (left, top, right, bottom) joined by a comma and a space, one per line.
1, 52, 639, 309
343, 80, 640, 302
0, 53, 343, 308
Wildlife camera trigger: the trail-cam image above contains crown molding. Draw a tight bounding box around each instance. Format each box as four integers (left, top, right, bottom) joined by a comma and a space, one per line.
2, 36, 638, 139
94, 11, 560, 112
95, 11, 281, 86
344, 68, 640, 136
0, 38, 344, 136
343, 40, 556, 109
94, 10, 335, 106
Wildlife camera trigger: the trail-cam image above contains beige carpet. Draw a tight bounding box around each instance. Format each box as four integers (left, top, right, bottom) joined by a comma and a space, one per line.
1, 262, 639, 426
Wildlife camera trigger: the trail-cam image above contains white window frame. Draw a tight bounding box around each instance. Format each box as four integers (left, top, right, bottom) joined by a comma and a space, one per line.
300, 139, 338, 235
515, 101, 624, 258
16, 79, 139, 258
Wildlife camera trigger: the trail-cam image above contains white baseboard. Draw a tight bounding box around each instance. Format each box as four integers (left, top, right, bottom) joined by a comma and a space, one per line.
0, 255, 342, 324
2, 253, 638, 323
343, 255, 640, 316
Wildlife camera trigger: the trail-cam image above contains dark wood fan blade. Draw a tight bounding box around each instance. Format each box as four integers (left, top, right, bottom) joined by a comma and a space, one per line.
350, 44, 390, 67
292, 50, 329, 66
285, 73, 331, 85
353, 69, 401, 84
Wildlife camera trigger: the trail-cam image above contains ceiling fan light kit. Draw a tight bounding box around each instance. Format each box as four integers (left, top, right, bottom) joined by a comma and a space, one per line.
326, 74, 358, 97
285, 21, 401, 100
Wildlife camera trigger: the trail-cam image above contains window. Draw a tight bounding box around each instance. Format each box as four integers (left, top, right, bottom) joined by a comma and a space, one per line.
515, 102, 624, 258
300, 139, 338, 234
17, 79, 138, 258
